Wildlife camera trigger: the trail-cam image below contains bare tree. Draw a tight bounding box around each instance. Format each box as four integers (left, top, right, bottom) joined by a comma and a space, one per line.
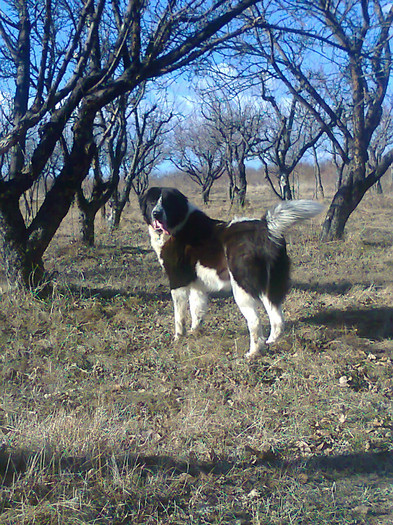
243, 0, 393, 239
202, 92, 265, 206
259, 91, 325, 199
368, 101, 393, 193
171, 117, 225, 203
0, 0, 261, 289
109, 95, 174, 229
76, 95, 128, 245
312, 144, 324, 199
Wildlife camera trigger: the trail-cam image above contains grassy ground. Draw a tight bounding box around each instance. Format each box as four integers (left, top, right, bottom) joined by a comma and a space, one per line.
0, 182, 392, 524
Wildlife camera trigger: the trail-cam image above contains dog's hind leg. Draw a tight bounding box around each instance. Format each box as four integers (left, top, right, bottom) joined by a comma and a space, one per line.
189, 286, 209, 333
231, 279, 264, 359
171, 287, 189, 339
261, 295, 284, 345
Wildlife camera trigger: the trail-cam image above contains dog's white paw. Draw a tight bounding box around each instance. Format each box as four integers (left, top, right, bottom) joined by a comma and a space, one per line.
245, 347, 264, 360
266, 331, 283, 345
189, 325, 205, 336
245, 352, 261, 362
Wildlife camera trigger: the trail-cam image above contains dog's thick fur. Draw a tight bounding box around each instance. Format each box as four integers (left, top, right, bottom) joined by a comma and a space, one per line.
139, 187, 323, 359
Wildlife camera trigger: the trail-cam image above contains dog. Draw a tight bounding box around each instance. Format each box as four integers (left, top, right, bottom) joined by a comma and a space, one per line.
139, 187, 323, 359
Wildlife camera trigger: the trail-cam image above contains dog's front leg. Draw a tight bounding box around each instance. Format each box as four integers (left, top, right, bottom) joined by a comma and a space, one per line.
171, 287, 189, 339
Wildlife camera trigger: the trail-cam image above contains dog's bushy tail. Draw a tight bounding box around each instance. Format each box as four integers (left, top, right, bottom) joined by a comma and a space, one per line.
266, 200, 324, 241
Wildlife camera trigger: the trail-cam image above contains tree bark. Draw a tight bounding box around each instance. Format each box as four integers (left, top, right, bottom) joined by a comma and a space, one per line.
0, 193, 44, 288
108, 188, 130, 231
279, 173, 293, 200
110, 205, 123, 230
76, 149, 120, 245
235, 162, 247, 207
320, 179, 363, 240
78, 207, 96, 246
202, 184, 212, 204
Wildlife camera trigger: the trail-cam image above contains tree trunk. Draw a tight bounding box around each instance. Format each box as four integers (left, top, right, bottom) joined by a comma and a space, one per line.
0, 195, 44, 288
227, 165, 235, 204
108, 199, 127, 231
231, 162, 247, 207
79, 207, 96, 246
375, 180, 383, 194
77, 169, 118, 245
280, 173, 293, 200
202, 182, 213, 204
229, 181, 235, 203
111, 207, 121, 230
320, 181, 364, 241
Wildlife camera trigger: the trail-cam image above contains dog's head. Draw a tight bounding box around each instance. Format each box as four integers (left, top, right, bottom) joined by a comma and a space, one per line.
139, 187, 190, 235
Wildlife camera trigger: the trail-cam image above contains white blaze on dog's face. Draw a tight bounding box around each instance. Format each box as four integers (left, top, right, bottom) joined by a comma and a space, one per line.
151, 196, 170, 234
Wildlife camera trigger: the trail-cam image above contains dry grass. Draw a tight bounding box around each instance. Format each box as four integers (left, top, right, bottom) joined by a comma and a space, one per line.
0, 180, 393, 524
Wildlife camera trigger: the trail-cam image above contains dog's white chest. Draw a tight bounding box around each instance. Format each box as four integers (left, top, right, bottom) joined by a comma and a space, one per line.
148, 226, 168, 267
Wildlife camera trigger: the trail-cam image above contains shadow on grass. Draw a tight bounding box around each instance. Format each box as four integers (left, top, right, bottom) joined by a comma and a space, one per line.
54, 283, 233, 303
98, 245, 152, 256
294, 280, 354, 295
54, 283, 172, 302
1, 445, 392, 485
136, 450, 393, 479
57, 243, 152, 257
301, 307, 393, 340
304, 450, 393, 475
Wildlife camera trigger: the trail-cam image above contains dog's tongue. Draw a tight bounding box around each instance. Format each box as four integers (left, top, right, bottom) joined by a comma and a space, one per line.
153, 219, 170, 235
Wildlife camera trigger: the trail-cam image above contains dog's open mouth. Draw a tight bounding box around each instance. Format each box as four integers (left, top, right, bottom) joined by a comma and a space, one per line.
152, 219, 170, 235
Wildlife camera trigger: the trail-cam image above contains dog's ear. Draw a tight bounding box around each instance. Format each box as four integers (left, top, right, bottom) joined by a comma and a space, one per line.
138, 190, 150, 224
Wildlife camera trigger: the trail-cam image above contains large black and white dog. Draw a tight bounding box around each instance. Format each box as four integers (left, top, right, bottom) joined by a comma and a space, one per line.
139, 187, 323, 359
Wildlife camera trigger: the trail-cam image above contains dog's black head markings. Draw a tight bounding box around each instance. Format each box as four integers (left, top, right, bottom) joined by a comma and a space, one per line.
139, 186, 323, 360
139, 187, 190, 235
